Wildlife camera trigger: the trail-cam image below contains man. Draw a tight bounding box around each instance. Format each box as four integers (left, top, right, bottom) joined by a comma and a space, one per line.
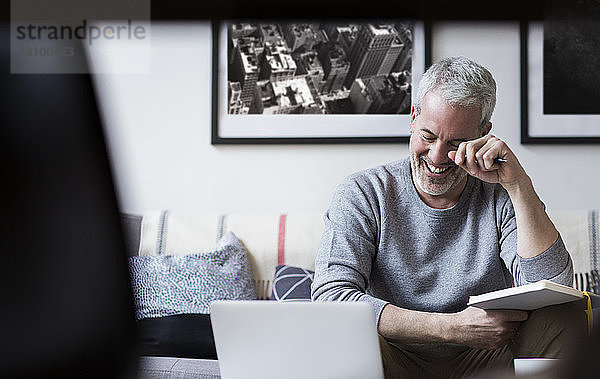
311, 56, 586, 378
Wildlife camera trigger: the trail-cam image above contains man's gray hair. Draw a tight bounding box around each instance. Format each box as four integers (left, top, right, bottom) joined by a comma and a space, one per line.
414, 56, 497, 129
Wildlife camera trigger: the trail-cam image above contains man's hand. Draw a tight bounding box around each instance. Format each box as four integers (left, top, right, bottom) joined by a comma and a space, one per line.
447, 134, 528, 192
445, 306, 528, 350
448, 133, 559, 259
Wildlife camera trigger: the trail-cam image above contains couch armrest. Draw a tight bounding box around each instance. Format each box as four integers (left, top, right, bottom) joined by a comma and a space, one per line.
121, 213, 142, 257
138, 356, 220, 379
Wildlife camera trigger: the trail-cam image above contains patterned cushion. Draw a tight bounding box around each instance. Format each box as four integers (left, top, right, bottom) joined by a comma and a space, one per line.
128, 232, 256, 320
270, 265, 314, 301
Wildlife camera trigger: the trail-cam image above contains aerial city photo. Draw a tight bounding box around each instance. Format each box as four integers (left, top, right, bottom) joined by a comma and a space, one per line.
227, 22, 414, 115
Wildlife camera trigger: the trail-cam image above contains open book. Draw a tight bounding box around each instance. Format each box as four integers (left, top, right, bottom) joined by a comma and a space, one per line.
467, 280, 584, 310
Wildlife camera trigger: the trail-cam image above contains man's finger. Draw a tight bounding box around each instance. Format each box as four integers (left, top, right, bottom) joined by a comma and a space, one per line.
454, 142, 466, 166
475, 138, 499, 171
457, 136, 491, 172
463, 143, 477, 173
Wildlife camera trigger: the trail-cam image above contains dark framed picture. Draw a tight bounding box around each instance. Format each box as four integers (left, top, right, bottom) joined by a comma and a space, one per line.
521, 21, 600, 144
212, 20, 431, 144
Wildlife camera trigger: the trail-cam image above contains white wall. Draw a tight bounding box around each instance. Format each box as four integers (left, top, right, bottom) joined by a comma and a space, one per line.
94, 22, 600, 215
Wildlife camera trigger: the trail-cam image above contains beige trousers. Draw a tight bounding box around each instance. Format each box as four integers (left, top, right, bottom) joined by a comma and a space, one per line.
378, 302, 588, 379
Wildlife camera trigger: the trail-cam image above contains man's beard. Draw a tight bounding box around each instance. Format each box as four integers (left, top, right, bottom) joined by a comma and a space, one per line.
409, 153, 467, 196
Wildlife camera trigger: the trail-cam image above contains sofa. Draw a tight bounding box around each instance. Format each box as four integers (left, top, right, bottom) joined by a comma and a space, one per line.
124, 210, 600, 378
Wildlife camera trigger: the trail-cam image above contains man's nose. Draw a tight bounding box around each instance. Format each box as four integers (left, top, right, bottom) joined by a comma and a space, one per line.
428, 141, 451, 164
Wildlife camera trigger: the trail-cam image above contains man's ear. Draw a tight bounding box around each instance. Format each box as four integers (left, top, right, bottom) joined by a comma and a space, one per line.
481, 121, 492, 136
409, 105, 417, 133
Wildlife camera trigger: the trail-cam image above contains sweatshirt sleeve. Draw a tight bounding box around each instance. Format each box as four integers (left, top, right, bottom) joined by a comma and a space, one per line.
497, 194, 574, 287
311, 175, 389, 326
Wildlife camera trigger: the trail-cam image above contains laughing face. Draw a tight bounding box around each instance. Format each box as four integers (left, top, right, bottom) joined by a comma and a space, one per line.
409, 90, 486, 208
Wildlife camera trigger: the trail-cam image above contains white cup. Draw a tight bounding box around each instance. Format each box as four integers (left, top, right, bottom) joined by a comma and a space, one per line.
514, 358, 560, 376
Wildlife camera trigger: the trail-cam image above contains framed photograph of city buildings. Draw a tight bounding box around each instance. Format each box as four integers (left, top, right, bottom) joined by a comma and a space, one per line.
212, 20, 431, 144
521, 21, 600, 143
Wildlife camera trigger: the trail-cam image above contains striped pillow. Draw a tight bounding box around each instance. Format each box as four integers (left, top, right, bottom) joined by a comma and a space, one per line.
550, 210, 599, 290
574, 269, 599, 293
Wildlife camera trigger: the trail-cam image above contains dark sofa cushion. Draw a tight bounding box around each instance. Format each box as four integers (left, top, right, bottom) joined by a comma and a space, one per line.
137, 314, 217, 359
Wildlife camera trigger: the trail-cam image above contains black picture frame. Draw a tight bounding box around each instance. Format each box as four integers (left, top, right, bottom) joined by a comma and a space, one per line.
520, 21, 600, 144
212, 20, 432, 144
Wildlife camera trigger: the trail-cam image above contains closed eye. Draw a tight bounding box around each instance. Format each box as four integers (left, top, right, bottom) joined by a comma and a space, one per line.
449, 138, 470, 149
420, 129, 467, 148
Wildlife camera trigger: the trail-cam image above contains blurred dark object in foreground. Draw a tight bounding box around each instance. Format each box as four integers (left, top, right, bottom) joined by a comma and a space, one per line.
0, 23, 138, 377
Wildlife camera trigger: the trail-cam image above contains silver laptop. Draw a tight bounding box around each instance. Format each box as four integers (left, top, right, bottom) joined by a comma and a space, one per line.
210, 300, 384, 379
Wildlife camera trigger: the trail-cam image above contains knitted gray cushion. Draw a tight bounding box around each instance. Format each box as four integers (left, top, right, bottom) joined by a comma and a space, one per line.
129, 232, 256, 320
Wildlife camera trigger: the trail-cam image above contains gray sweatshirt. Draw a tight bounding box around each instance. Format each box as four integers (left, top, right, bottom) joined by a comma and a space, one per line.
311, 157, 573, 357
